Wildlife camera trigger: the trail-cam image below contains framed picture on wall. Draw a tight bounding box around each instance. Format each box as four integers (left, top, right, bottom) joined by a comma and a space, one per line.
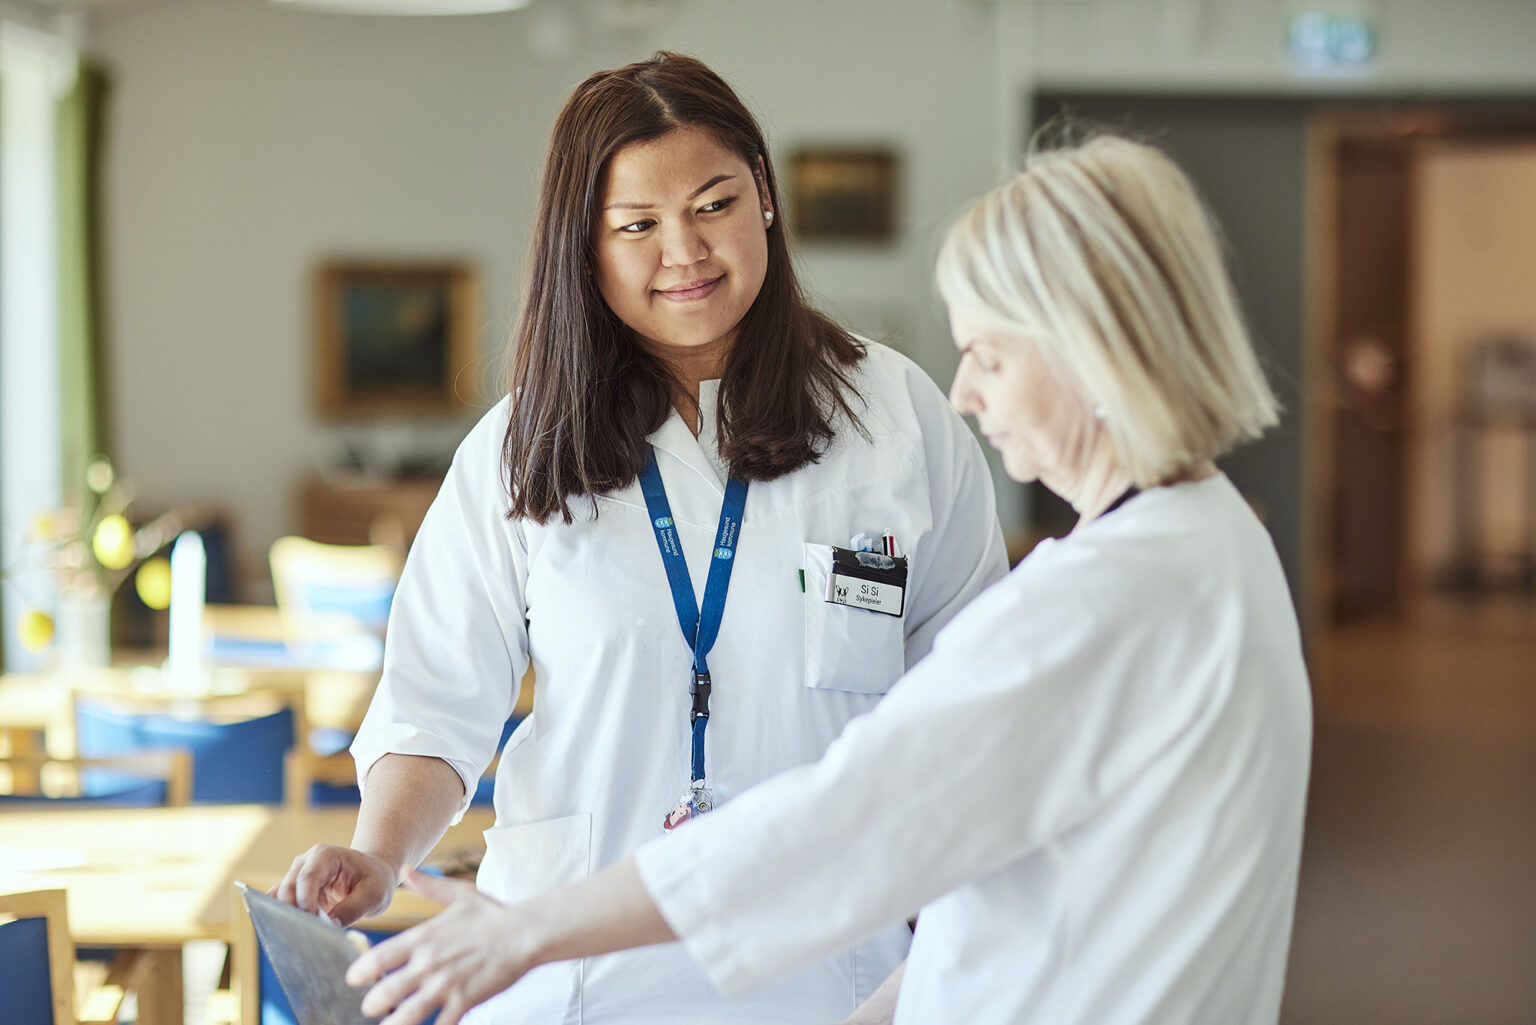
788, 148, 898, 242
314, 260, 477, 418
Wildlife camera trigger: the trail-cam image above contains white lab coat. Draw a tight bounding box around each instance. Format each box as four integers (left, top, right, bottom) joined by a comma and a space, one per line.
352, 342, 1008, 1024
636, 474, 1313, 1025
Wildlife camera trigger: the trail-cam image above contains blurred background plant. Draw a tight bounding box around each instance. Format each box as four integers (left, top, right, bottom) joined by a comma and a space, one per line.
5, 455, 181, 658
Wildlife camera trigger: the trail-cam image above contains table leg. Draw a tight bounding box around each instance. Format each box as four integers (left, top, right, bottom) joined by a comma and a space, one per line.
135, 948, 185, 1025
3, 727, 43, 794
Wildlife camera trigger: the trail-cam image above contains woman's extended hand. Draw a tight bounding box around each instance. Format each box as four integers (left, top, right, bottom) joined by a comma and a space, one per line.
271, 843, 398, 926
347, 870, 536, 1025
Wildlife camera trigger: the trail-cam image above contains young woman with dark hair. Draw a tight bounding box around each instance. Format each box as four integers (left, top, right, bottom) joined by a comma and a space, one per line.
504, 52, 868, 520
276, 52, 1006, 1025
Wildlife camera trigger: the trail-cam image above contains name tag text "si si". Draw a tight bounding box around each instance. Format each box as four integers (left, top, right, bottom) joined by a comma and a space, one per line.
825, 572, 904, 616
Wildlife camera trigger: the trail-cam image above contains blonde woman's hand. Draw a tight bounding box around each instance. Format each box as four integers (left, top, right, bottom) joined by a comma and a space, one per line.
347, 870, 536, 1025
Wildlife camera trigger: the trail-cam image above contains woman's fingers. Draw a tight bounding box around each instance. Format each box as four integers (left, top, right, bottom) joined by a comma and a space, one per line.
376, 969, 447, 1025
328, 867, 396, 925
401, 867, 475, 906
355, 946, 422, 1018
433, 995, 470, 1025
269, 845, 395, 925
349, 891, 530, 1024
348, 928, 415, 989
292, 845, 346, 914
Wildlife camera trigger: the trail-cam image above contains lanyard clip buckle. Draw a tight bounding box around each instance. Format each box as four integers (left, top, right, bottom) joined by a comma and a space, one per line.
689, 668, 712, 722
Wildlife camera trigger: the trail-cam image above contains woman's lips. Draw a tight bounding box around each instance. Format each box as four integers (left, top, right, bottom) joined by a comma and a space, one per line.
657, 276, 723, 302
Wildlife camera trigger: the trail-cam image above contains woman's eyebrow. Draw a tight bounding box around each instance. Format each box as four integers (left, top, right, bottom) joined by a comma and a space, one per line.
604, 173, 739, 211
688, 173, 737, 199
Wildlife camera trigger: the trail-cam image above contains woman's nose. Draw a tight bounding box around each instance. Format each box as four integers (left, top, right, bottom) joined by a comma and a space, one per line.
660, 222, 708, 268
949, 372, 981, 417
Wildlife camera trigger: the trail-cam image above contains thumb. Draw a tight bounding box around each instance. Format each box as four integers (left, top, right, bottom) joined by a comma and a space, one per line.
403, 867, 477, 907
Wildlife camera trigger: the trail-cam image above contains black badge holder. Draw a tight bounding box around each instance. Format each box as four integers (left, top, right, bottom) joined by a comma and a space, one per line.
824, 546, 908, 617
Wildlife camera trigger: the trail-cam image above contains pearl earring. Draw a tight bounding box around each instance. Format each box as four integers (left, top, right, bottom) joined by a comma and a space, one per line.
1094, 405, 1108, 421
764, 210, 774, 223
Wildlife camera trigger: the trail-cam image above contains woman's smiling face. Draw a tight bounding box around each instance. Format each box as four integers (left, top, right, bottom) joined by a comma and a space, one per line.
592, 126, 772, 353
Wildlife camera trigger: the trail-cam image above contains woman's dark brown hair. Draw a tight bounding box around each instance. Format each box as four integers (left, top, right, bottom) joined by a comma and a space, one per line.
503, 51, 866, 524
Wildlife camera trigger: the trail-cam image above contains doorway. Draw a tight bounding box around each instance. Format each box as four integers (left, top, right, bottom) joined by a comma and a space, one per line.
1308, 108, 1536, 626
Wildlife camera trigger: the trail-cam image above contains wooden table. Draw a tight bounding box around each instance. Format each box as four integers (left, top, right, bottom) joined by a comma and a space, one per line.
0, 804, 494, 1024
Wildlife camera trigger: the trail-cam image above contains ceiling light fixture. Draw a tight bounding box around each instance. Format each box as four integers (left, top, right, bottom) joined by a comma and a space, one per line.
268, 0, 530, 16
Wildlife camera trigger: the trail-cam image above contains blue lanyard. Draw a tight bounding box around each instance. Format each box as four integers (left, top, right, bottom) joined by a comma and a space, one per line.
638, 446, 749, 785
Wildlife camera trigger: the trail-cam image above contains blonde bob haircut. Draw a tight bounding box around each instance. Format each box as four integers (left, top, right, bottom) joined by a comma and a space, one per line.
936, 134, 1279, 488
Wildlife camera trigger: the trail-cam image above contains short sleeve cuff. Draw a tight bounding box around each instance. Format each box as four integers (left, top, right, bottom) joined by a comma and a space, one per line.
350, 727, 481, 824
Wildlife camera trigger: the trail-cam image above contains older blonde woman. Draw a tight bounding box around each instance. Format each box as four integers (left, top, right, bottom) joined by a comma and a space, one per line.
343, 135, 1313, 1025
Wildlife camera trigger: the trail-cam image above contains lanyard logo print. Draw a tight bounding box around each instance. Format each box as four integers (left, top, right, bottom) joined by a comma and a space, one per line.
638, 446, 749, 792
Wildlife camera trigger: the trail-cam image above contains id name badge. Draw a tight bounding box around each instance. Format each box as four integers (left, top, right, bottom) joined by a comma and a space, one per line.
824, 547, 907, 617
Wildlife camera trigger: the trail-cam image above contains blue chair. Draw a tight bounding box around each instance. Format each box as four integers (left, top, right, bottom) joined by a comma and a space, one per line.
0, 890, 68, 1024
0, 889, 145, 1025
74, 694, 294, 804
270, 537, 402, 672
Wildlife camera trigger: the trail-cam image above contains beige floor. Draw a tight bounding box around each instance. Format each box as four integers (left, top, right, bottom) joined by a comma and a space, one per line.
1281, 601, 1536, 1024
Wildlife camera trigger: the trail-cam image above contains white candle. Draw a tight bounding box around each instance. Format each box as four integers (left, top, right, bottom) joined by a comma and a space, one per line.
167, 530, 206, 693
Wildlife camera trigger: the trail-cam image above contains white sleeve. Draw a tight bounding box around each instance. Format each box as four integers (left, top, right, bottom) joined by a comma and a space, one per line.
350, 401, 530, 822
896, 361, 1010, 667
634, 559, 1210, 997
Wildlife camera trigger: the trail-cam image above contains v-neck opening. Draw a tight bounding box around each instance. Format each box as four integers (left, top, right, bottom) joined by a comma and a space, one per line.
650, 380, 727, 495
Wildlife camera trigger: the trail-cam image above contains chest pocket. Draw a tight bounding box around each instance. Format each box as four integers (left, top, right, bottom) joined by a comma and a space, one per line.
801, 542, 906, 694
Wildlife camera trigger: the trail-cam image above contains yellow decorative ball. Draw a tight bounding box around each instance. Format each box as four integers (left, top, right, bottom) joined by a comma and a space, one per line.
135, 557, 173, 610
92, 514, 136, 570
18, 609, 55, 652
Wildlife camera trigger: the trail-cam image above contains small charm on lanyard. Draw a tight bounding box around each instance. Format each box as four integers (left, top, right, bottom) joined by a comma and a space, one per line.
663, 782, 714, 833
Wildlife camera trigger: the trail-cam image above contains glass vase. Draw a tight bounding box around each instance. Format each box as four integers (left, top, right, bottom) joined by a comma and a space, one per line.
57, 589, 112, 670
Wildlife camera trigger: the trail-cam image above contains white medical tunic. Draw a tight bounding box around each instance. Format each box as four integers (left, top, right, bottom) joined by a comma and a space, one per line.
351, 342, 1008, 1024
636, 474, 1313, 1025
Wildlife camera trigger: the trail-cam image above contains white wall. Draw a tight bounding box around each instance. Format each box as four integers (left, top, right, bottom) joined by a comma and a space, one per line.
83, 0, 1536, 584
87, 0, 631, 579
1016, 0, 1536, 94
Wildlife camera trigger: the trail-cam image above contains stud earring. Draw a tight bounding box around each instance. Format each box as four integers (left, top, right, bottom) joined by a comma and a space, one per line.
764, 210, 774, 223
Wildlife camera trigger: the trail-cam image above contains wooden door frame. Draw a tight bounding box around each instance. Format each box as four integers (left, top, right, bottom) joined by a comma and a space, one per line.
1302, 102, 1536, 631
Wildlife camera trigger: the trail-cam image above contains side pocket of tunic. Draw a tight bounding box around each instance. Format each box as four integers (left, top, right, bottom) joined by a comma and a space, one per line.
471, 813, 592, 1024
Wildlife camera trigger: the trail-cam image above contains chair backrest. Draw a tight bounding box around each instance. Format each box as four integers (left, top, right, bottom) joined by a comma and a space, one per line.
0, 889, 75, 1025
75, 693, 296, 804
270, 536, 402, 637
285, 712, 522, 810
0, 749, 193, 807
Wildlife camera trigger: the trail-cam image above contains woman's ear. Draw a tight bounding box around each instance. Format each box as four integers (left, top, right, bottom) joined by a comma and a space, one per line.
755, 155, 775, 223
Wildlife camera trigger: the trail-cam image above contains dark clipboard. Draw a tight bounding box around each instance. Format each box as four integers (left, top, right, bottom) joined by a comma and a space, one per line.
236, 881, 380, 1025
